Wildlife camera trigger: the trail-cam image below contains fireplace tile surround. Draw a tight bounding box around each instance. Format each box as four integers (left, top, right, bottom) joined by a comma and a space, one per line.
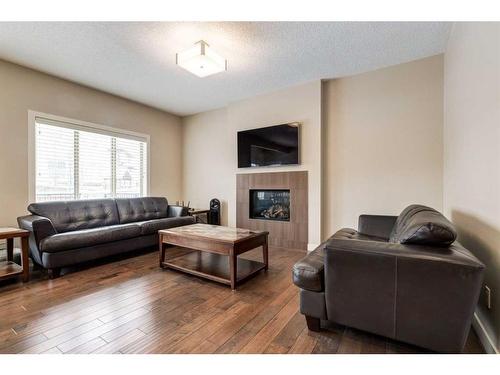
237, 171, 308, 250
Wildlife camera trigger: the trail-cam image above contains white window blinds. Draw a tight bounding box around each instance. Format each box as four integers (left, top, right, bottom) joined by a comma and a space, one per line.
35, 117, 148, 202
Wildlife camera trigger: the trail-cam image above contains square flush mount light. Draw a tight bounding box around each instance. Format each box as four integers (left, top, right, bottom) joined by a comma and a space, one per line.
176, 40, 227, 78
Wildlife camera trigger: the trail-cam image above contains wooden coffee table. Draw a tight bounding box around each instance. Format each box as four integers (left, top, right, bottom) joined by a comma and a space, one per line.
159, 224, 269, 290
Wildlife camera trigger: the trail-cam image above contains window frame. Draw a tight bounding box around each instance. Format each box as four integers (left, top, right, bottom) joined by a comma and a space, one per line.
28, 110, 151, 202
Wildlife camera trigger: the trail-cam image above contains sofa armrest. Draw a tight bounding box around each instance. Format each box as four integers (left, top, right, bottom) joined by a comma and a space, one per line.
17, 214, 57, 247
357, 215, 397, 240
167, 205, 189, 217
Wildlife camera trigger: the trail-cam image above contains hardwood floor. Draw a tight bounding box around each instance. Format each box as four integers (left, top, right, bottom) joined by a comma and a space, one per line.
0, 246, 484, 354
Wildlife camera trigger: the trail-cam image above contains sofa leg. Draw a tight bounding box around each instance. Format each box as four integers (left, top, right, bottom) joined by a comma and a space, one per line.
305, 316, 321, 332
48, 268, 61, 279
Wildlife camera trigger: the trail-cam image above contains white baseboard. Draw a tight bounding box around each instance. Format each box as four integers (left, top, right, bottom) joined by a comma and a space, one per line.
307, 243, 320, 252
472, 312, 499, 354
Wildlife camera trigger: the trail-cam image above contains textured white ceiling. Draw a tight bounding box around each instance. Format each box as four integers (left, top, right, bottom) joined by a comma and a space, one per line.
0, 22, 451, 116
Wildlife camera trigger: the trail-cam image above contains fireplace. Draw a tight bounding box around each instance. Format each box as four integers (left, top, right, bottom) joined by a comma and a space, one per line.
237, 172, 307, 249
249, 189, 290, 221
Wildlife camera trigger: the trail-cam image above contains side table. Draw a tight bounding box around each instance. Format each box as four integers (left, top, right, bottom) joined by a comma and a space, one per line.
0, 228, 30, 283
188, 208, 210, 224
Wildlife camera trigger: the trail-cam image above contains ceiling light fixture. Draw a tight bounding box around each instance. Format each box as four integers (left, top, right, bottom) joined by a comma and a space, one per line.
176, 40, 227, 78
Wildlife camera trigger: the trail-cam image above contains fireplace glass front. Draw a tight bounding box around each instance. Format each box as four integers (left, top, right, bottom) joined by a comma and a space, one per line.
249, 189, 290, 221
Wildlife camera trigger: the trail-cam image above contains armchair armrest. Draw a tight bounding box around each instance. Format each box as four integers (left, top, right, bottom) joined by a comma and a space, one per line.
167, 205, 189, 217
357, 215, 397, 240
292, 244, 325, 292
17, 214, 57, 247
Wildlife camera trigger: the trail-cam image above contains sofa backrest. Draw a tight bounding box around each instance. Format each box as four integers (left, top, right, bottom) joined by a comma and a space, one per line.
389, 204, 457, 246
28, 199, 120, 233
115, 197, 169, 224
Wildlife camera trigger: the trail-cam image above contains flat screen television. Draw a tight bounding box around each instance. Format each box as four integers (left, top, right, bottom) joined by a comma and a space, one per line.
237, 123, 299, 168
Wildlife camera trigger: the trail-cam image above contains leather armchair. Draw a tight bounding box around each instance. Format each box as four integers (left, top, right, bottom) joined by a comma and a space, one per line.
293, 205, 485, 353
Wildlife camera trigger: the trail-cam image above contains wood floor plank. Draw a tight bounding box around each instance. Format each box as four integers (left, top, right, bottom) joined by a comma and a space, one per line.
0, 274, 168, 344
311, 322, 343, 354
359, 332, 389, 354
98, 289, 205, 343
215, 285, 298, 353
41, 282, 171, 339
193, 297, 268, 353
2, 333, 48, 354
40, 346, 63, 354
336, 328, 363, 354
120, 292, 232, 354
117, 299, 218, 352
169, 301, 250, 353
92, 329, 147, 354
66, 337, 107, 354
56, 308, 150, 353
20, 320, 104, 354
239, 293, 299, 353
264, 311, 306, 353
288, 327, 317, 354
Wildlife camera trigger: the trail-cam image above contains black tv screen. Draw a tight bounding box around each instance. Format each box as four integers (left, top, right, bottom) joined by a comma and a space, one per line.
238, 124, 299, 168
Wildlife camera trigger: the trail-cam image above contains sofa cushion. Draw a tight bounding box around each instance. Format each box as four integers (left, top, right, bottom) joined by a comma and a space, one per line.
390, 204, 457, 246
137, 216, 195, 235
40, 223, 141, 253
28, 199, 119, 233
116, 197, 169, 224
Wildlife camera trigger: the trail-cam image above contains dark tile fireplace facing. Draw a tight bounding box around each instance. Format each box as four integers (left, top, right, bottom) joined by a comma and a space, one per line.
249, 189, 290, 221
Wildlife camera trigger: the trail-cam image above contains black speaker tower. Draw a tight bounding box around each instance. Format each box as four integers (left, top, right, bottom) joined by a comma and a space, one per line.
208, 199, 221, 225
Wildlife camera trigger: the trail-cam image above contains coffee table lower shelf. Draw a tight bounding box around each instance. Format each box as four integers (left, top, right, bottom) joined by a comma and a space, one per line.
161, 251, 266, 288
0, 261, 24, 281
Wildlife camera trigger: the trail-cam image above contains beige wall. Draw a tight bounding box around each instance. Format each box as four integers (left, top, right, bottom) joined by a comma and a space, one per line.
0, 59, 183, 227
182, 81, 323, 248
181, 107, 231, 225
323, 55, 444, 237
443, 22, 500, 353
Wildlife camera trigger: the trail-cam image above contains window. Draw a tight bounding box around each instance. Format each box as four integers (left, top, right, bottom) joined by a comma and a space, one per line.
33, 115, 148, 202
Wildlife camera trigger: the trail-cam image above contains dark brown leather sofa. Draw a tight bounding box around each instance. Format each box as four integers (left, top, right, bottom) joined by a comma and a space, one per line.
17, 197, 194, 277
292, 204, 485, 353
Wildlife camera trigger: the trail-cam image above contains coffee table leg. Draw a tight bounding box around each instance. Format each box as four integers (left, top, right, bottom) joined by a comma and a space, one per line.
159, 234, 166, 268
6, 238, 13, 262
263, 236, 269, 271
229, 251, 237, 290
21, 237, 29, 282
